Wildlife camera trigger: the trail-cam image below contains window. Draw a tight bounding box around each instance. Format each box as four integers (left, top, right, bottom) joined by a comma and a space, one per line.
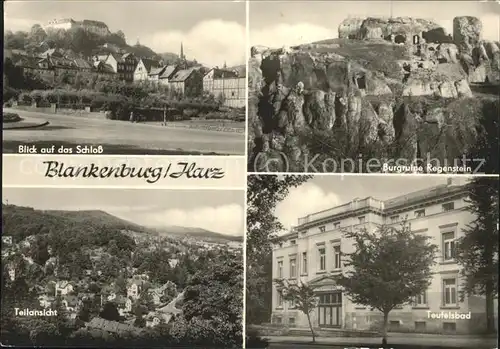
442, 202, 455, 212
319, 248, 326, 271
443, 322, 456, 332
319, 226, 326, 233
390, 215, 399, 223
289, 298, 296, 308
443, 278, 457, 306
333, 222, 340, 229
277, 291, 284, 307
289, 317, 296, 326
415, 209, 426, 218
289, 258, 297, 278
333, 245, 341, 269
389, 321, 401, 330
302, 252, 308, 274
415, 321, 426, 331
275, 316, 282, 324
290, 240, 296, 245
413, 291, 427, 306
277, 260, 283, 278
358, 216, 365, 224
442, 232, 456, 261
231, 91, 235, 97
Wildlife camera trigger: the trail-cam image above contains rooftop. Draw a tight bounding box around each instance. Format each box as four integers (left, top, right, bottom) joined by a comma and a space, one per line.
296, 182, 467, 228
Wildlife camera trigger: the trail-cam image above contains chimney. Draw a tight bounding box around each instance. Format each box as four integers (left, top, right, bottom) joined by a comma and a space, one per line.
447, 178, 452, 186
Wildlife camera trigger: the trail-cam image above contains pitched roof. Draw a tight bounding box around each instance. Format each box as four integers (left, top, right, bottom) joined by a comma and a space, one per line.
73, 58, 92, 69
81, 19, 108, 28
86, 317, 143, 335
211, 68, 239, 79
169, 67, 201, 82
159, 65, 177, 79
139, 58, 160, 73
149, 66, 167, 76
63, 295, 79, 307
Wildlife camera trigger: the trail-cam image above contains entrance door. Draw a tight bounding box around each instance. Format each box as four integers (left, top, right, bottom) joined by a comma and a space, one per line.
317, 292, 342, 328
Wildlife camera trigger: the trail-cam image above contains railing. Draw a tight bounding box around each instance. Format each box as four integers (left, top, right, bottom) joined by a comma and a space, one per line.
297, 198, 385, 225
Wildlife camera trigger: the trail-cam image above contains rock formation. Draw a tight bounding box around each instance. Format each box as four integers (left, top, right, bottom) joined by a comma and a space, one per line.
453, 16, 482, 55
248, 15, 496, 172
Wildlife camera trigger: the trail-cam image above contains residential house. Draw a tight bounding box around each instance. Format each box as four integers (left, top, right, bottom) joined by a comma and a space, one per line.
133, 58, 160, 82
7, 265, 15, 281
97, 52, 137, 82
112, 295, 132, 316
145, 312, 173, 327
127, 281, 142, 300
158, 65, 178, 85
271, 179, 499, 334
73, 58, 93, 72
203, 67, 246, 108
55, 281, 74, 296
148, 66, 168, 83
39, 295, 55, 308
92, 61, 115, 77
148, 281, 176, 305
85, 317, 144, 336
168, 258, 179, 268
62, 295, 79, 313
168, 66, 204, 96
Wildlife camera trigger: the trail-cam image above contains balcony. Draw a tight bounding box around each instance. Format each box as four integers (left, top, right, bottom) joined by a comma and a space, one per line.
297, 198, 385, 226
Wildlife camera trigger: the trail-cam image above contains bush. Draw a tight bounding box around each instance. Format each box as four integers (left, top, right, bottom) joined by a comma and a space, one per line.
3, 112, 21, 123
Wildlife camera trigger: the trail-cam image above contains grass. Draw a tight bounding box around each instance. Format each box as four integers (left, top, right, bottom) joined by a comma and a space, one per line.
305, 39, 409, 80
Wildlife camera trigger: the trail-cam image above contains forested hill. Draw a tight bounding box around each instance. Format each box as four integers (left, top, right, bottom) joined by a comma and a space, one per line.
3, 23, 178, 62
2, 204, 241, 243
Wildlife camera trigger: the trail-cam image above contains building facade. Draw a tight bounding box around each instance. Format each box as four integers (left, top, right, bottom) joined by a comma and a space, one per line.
271, 181, 498, 334
203, 68, 246, 108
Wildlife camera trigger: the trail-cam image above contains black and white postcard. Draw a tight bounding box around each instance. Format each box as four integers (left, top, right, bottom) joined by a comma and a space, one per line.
248, 1, 499, 174
1, 188, 244, 348
3, 1, 246, 155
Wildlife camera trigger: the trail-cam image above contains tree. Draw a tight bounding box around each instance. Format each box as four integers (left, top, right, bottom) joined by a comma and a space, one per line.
99, 302, 121, 321
274, 279, 318, 342
246, 175, 311, 324
338, 223, 437, 345
465, 99, 499, 174
456, 177, 499, 333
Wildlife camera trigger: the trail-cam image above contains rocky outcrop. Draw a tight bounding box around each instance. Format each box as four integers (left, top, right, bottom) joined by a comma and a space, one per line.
453, 16, 482, 55
338, 18, 365, 39
358, 17, 442, 41
249, 16, 494, 171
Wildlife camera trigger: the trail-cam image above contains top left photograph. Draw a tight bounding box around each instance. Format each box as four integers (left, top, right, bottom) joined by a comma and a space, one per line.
3, 1, 246, 156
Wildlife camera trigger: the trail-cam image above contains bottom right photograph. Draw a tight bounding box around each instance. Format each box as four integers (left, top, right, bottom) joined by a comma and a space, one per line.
245, 175, 498, 349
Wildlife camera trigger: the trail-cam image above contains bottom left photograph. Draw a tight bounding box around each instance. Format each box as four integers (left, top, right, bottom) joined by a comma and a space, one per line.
1, 188, 244, 348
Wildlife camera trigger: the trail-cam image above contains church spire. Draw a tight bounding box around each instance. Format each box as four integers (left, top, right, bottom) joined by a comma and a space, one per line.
180, 42, 184, 60
223, 61, 227, 69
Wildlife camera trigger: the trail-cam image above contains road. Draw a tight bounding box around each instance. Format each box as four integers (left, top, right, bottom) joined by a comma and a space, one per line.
2, 109, 245, 155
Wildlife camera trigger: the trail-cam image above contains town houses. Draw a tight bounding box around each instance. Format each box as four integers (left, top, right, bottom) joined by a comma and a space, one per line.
5, 16, 246, 109
271, 179, 498, 335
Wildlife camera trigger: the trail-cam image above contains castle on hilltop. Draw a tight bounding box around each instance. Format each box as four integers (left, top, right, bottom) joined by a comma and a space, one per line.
43, 18, 110, 36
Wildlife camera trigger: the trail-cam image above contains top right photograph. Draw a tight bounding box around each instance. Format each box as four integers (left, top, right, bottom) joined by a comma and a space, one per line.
248, 1, 499, 174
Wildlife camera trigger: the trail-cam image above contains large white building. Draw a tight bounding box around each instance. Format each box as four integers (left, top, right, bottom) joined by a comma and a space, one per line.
271, 180, 498, 334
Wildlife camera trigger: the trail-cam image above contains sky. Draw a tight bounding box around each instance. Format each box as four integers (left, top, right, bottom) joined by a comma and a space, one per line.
250, 1, 500, 47
4, 0, 246, 67
274, 175, 472, 233
2, 188, 244, 236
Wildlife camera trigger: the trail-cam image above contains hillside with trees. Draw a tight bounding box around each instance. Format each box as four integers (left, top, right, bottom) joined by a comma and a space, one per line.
4, 24, 173, 62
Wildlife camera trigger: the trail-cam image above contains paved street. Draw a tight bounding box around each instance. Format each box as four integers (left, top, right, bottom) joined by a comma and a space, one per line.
2, 109, 245, 155
262, 334, 497, 349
